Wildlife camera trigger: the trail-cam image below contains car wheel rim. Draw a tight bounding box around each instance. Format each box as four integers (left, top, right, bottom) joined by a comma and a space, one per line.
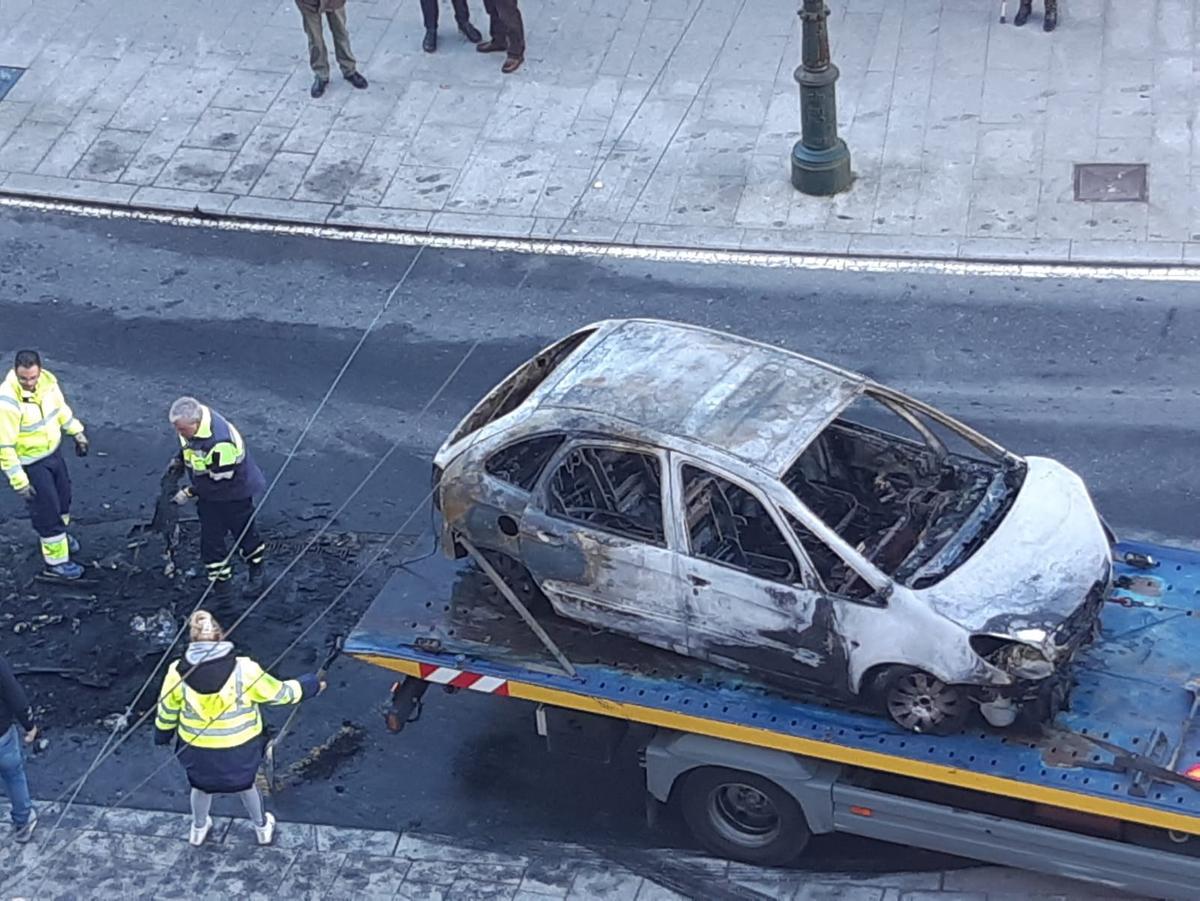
706, 783, 781, 849
887, 672, 961, 731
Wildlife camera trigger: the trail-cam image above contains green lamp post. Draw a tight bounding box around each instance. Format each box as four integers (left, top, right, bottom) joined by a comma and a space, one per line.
791, 0, 852, 195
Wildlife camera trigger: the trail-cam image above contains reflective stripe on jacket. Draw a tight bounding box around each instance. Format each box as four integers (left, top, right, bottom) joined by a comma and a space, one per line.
155, 656, 304, 750
0, 368, 84, 491
178, 405, 266, 502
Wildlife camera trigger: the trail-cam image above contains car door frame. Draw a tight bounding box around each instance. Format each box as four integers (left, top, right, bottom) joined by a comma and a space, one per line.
668, 452, 855, 685
518, 437, 688, 653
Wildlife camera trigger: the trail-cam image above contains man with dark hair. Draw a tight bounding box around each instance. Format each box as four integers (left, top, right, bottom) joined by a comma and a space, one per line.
476, 0, 525, 74
0, 654, 39, 843
418, 0, 482, 53
0, 351, 89, 581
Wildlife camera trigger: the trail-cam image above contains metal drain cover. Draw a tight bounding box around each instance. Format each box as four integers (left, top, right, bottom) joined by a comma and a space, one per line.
1073, 163, 1148, 202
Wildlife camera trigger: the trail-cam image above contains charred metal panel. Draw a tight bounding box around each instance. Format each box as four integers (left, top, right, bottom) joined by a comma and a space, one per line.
541, 320, 862, 473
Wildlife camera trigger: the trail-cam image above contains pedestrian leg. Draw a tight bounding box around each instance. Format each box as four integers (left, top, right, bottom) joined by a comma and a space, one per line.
190, 788, 214, 830
227, 498, 267, 597
493, 0, 524, 59
24, 456, 73, 575
1043, 0, 1057, 31
450, 0, 480, 39
326, 8, 359, 78
298, 4, 331, 80
47, 449, 77, 554
236, 786, 267, 828
0, 725, 34, 829
480, 0, 508, 51
419, 0, 438, 28
197, 499, 234, 593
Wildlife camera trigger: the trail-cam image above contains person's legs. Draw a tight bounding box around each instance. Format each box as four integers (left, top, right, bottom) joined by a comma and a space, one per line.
190, 788, 213, 830
493, 0, 524, 58
0, 725, 34, 828
197, 499, 233, 589
25, 457, 70, 570
236, 786, 267, 828
299, 4, 331, 80
326, 8, 359, 78
419, 0, 438, 29
481, 0, 507, 47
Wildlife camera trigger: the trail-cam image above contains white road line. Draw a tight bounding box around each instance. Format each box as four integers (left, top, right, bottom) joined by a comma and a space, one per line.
3, 193, 1200, 282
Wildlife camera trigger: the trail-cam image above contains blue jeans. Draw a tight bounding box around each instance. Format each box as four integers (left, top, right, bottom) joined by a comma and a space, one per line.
0, 725, 33, 827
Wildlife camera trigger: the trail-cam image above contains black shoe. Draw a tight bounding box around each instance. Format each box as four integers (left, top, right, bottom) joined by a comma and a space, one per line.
477, 39, 507, 53
346, 71, 368, 89
310, 77, 328, 98
245, 562, 266, 599
1043, 10, 1057, 31
458, 20, 482, 43
1013, 2, 1032, 26
501, 55, 524, 74
423, 28, 437, 53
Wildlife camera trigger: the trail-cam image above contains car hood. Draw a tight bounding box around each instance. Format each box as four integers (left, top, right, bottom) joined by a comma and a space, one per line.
916, 456, 1111, 636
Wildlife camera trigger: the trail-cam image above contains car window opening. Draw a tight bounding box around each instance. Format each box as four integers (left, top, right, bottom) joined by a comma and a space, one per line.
682, 466, 800, 585
784, 394, 1020, 588
450, 328, 597, 445
784, 512, 872, 600
547, 446, 665, 544
486, 434, 565, 491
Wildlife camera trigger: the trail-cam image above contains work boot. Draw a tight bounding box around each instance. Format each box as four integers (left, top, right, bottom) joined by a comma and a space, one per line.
423, 27, 437, 52
254, 812, 276, 846
310, 77, 328, 98
458, 20, 482, 43
1043, 0, 1057, 31
1013, 0, 1032, 26
43, 561, 84, 581
13, 811, 38, 844
189, 815, 212, 847
244, 561, 266, 599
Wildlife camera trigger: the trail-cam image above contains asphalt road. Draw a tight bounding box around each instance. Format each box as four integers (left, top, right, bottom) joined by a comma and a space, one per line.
0, 207, 1198, 869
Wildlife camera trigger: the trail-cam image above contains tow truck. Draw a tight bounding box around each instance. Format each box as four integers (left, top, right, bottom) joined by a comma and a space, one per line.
345, 539, 1200, 899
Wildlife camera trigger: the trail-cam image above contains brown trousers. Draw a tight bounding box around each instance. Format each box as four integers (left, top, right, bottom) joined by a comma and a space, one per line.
298, 5, 358, 80
483, 0, 524, 58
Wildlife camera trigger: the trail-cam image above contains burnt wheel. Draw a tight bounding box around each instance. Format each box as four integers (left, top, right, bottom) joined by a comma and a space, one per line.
481, 550, 550, 613
879, 667, 970, 735
678, 767, 810, 867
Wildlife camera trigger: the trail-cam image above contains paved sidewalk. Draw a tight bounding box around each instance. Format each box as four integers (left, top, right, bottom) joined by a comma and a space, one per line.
0, 799, 1140, 900
0, 0, 1196, 264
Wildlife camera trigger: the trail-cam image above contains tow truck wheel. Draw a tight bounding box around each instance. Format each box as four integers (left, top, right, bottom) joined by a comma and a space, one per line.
877, 666, 970, 735
678, 766, 811, 867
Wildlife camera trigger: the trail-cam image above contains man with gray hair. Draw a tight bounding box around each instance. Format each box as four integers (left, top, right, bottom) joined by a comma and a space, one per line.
168, 398, 268, 602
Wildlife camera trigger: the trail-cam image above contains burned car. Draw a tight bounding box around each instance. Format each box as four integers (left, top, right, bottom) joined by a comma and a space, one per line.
433, 319, 1113, 734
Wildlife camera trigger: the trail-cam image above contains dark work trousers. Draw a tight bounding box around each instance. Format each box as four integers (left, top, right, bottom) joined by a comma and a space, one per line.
23, 448, 71, 538
483, 0, 524, 57
197, 497, 264, 582
420, 0, 472, 29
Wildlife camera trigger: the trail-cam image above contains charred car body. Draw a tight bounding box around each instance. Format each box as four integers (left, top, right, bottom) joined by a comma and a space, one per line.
433, 319, 1113, 734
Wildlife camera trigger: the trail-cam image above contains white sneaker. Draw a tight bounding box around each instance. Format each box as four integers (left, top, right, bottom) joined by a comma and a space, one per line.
254, 812, 276, 846
189, 815, 213, 846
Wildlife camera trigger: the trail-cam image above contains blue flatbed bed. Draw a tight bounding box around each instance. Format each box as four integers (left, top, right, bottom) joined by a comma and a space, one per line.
346, 539, 1200, 893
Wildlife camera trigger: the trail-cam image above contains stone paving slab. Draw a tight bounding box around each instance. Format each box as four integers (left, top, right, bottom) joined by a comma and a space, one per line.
0, 799, 1143, 900
0, 0, 1197, 263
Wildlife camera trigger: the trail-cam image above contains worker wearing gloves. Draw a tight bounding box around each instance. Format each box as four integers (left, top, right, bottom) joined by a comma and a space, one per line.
0, 350, 89, 581
155, 610, 325, 846
167, 397, 268, 601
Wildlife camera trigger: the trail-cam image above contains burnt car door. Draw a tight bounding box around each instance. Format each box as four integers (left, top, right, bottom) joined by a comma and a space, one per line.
672, 459, 840, 686
518, 441, 687, 652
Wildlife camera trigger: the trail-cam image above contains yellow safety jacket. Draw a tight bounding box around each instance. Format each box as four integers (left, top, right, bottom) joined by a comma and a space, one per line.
0, 368, 84, 492
155, 657, 304, 749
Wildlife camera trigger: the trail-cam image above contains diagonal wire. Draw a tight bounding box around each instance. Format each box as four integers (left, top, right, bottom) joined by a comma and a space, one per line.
34, 244, 429, 863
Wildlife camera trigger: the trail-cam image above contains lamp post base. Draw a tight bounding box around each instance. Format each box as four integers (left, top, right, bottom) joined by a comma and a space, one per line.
790, 138, 852, 196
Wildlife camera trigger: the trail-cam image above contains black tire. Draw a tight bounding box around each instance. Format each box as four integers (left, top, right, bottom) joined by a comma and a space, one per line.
482, 550, 550, 614
876, 666, 971, 735
678, 766, 811, 867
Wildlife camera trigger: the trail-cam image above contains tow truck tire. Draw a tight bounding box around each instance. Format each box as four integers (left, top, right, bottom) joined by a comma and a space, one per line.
678, 766, 811, 867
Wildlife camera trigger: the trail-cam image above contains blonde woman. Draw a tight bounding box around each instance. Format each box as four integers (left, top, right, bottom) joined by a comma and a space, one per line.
155, 611, 325, 846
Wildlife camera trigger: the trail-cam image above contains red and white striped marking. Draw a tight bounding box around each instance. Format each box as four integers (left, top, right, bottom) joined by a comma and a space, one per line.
417, 663, 510, 695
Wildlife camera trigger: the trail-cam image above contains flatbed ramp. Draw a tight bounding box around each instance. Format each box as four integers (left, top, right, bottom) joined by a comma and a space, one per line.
347, 540, 1200, 837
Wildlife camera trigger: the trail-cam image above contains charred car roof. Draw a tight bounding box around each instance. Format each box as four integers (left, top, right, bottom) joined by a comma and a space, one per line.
535, 319, 866, 474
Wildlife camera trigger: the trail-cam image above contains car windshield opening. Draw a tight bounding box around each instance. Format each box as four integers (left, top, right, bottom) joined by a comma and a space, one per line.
783, 392, 1022, 587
